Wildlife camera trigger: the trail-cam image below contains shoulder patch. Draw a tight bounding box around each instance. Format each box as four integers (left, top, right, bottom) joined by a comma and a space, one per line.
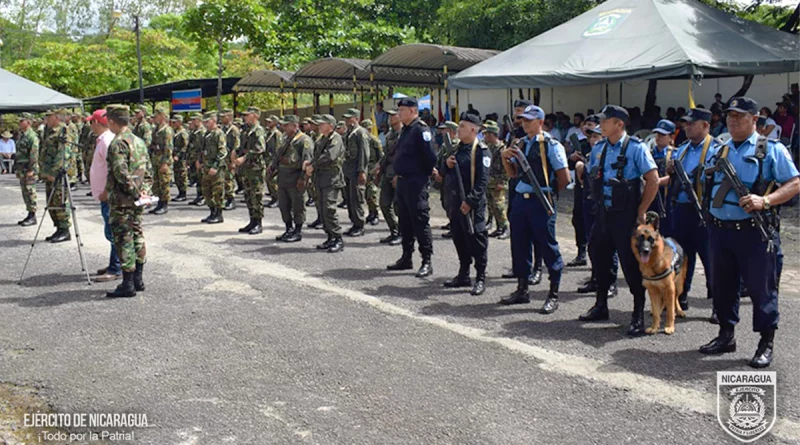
483, 156, 491, 168
422, 131, 432, 142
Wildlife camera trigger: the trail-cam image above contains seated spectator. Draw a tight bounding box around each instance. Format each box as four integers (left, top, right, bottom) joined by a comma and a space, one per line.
466, 103, 480, 118
566, 113, 584, 144
759, 107, 781, 139
374, 102, 388, 129
676, 107, 687, 118
0, 131, 15, 174
543, 114, 561, 141
711, 93, 725, 114
710, 111, 726, 137
773, 102, 795, 146
666, 107, 678, 122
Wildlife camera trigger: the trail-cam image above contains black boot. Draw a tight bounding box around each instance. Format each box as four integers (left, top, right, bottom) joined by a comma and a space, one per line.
305, 197, 315, 207
627, 308, 645, 337
239, 219, 256, 233
45, 229, 59, 241
308, 218, 323, 230
206, 208, 224, 224
387, 233, 402, 246
49, 229, 71, 243
471, 269, 486, 296
699, 326, 736, 354
499, 278, 530, 305
566, 247, 587, 267
367, 213, 380, 226
173, 191, 187, 202
195, 196, 205, 206
283, 227, 302, 243
133, 262, 145, 291
579, 293, 609, 321
444, 266, 471, 288
415, 258, 433, 277
106, 271, 137, 298
346, 225, 365, 237
327, 236, 344, 253
501, 269, 515, 279
18, 212, 36, 227
495, 227, 509, 240
529, 268, 542, 285
190, 195, 203, 206
607, 283, 618, 299
248, 220, 263, 235
266, 198, 279, 208
148, 202, 161, 214
387, 254, 413, 271
153, 202, 168, 215
223, 197, 236, 211
678, 292, 689, 311
749, 330, 774, 368
201, 208, 215, 223
317, 235, 334, 250
379, 231, 397, 243
709, 308, 719, 325
276, 224, 293, 241
577, 279, 597, 294
540, 282, 560, 314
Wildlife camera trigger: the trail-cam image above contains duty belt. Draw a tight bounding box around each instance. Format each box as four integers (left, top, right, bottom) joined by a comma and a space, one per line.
709, 215, 757, 231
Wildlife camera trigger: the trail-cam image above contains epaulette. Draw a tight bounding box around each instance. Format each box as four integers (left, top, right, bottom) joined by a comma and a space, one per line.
629, 135, 643, 143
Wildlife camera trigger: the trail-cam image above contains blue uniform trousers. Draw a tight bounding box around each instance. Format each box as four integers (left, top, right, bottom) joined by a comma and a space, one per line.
510, 195, 563, 287
396, 177, 433, 259
671, 203, 710, 299
509, 180, 543, 275
709, 224, 779, 332
589, 209, 645, 308
583, 196, 619, 279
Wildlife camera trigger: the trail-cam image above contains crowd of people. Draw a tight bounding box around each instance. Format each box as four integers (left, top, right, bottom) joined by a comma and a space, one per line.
6, 86, 799, 369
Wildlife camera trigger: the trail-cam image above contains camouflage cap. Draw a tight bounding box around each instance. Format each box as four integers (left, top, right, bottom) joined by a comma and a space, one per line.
134, 105, 148, 115
342, 108, 361, 119
317, 114, 337, 125
154, 106, 169, 116
233, 118, 243, 125
336, 121, 346, 128
189, 112, 203, 121
221, 109, 234, 117
443, 121, 458, 131
244, 106, 261, 116
280, 115, 300, 125
386, 108, 399, 115
302, 117, 313, 124
170, 114, 184, 123
311, 114, 322, 120
267, 114, 281, 122
360, 119, 373, 129
105, 104, 130, 120
482, 119, 500, 134
83, 112, 91, 118
18, 112, 36, 121
49, 108, 69, 117
202, 111, 217, 121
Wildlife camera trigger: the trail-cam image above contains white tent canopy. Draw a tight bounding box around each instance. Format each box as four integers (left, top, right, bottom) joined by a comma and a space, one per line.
0, 68, 82, 112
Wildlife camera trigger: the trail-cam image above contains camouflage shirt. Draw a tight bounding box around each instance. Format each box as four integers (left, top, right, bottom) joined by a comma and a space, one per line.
133, 120, 153, 148
40, 123, 70, 178
79, 123, 94, 154
224, 124, 241, 158
343, 124, 369, 177
150, 123, 174, 167
106, 128, 153, 208
16, 128, 40, 175
201, 128, 227, 170
367, 133, 384, 170
487, 141, 508, 182
173, 128, 189, 160
240, 123, 267, 171
380, 127, 401, 182
265, 127, 282, 160
188, 127, 206, 163
312, 132, 345, 189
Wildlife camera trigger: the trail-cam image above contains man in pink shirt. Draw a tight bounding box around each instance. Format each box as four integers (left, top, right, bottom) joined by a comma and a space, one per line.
89, 109, 122, 282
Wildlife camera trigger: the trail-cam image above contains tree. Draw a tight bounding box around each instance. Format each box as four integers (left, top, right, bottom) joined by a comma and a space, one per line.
183, 0, 269, 112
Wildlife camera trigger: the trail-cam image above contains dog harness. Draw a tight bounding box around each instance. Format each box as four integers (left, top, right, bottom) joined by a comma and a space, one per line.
642, 237, 684, 282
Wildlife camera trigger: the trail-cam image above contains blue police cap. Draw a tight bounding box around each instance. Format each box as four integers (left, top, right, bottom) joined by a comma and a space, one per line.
513, 99, 533, 108
680, 108, 712, 123
585, 114, 601, 125
517, 105, 545, 121
459, 112, 482, 126
397, 97, 418, 108
652, 119, 676, 135
596, 105, 629, 124
588, 126, 603, 135
725, 96, 759, 115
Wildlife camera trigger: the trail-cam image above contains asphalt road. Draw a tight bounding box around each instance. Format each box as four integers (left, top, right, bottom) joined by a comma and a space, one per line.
0, 175, 798, 445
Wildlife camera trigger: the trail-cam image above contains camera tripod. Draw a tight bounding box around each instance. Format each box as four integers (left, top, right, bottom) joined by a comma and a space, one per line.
19, 166, 92, 285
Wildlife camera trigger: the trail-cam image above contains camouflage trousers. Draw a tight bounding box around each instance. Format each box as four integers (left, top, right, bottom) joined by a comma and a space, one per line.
76, 152, 84, 182
267, 173, 278, 198
316, 184, 343, 237
82, 150, 93, 182
17, 173, 37, 212
153, 164, 173, 202
110, 206, 146, 272
225, 163, 236, 200
379, 180, 398, 233
487, 180, 508, 229
306, 180, 317, 201
174, 159, 189, 193
278, 182, 305, 228
366, 172, 380, 215
67, 152, 78, 184
242, 170, 265, 220
202, 167, 225, 208
45, 180, 71, 230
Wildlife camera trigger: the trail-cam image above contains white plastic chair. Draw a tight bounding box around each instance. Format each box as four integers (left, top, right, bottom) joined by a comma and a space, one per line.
716, 132, 731, 144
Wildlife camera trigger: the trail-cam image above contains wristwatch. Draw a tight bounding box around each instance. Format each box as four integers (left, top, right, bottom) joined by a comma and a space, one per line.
763, 196, 771, 210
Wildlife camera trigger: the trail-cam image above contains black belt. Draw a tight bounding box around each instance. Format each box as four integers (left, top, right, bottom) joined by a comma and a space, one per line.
709, 216, 756, 231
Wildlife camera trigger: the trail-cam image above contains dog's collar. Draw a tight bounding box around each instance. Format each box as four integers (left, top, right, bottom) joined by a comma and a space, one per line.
642, 266, 673, 281
641, 238, 681, 282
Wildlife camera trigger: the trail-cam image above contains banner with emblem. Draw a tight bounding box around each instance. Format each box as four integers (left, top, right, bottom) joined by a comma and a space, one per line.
717, 371, 776, 443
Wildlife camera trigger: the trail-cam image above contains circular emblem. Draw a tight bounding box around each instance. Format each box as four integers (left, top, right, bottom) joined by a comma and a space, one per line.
728, 392, 767, 436
582, 9, 632, 38
731, 99, 738, 107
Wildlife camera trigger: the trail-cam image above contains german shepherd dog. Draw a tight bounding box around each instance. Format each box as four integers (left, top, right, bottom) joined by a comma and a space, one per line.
631, 212, 687, 335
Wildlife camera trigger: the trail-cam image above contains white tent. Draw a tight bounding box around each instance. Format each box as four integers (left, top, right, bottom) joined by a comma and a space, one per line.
0, 68, 82, 112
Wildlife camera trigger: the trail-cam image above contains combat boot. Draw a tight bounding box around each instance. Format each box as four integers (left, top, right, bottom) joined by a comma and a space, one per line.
173, 191, 187, 202
153, 202, 168, 215
223, 197, 236, 211
627, 298, 646, 337
283, 227, 302, 243
18, 212, 36, 227
276, 224, 293, 241
49, 229, 71, 244
239, 219, 256, 233
699, 326, 736, 355
307, 218, 323, 230
133, 262, 145, 291
206, 208, 224, 224
266, 198, 279, 208
749, 330, 774, 368
566, 247, 587, 267
327, 236, 344, 253
495, 227, 509, 240
444, 265, 471, 288
499, 278, 530, 305
471, 268, 486, 296
201, 209, 215, 223
579, 290, 610, 321
248, 220, 263, 235
540, 282, 560, 314
148, 202, 161, 214
387, 254, 413, 271
305, 197, 315, 207
530, 268, 542, 285
317, 235, 333, 250
415, 258, 433, 278
106, 272, 137, 298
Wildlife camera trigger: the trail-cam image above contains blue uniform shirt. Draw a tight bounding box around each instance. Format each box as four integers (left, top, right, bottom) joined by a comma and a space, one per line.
513, 133, 567, 194
707, 131, 799, 221
673, 137, 718, 204
587, 133, 657, 207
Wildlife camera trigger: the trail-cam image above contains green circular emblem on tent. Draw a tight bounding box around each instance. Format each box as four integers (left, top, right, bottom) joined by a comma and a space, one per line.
583, 9, 632, 37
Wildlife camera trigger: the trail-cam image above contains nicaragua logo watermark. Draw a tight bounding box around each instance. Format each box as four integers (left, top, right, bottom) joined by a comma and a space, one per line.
582, 8, 632, 38
717, 371, 776, 443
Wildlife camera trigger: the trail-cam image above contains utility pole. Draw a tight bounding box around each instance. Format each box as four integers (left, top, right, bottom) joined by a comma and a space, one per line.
135, 15, 144, 105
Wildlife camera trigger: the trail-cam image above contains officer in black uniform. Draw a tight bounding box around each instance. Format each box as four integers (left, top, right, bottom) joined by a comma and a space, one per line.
501, 99, 544, 286
579, 105, 660, 336
442, 113, 491, 296
387, 97, 437, 278
699, 97, 800, 368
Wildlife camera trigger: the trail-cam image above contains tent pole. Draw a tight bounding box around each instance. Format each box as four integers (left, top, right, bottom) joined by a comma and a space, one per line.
550, 88, 554, 113
369, 69, 377, 135
444, 65, 451, 121
619, 82, 623, 106
456, 90, 460, 122
280, 80, 285, 117
353, 68, 358, 107
605, 84, 609, 105
293, 82, 298, 115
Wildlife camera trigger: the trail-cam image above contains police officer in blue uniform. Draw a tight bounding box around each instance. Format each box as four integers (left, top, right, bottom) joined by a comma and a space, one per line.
668, 109, 718, 315
699, 97, 800, 368
579, 105, 660, 336
501, 99, 545, 286
650, 119, 676, 236
387, 98, 438, 278
443, 113, 491, 296
499, 105, 570, 314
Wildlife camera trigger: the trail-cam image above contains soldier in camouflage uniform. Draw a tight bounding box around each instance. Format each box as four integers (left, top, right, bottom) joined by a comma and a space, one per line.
304, 114, 345, 253
40, 109, 72, 243
374, 108, 401, 245
305, 117, 324, 229
63, 112, 80, 190
264, 115, 283, 208
148, 107, 173, 215
220, 110, 240, 210
435, 121, 459, 238
198, 112, 227, 224
170, 115, 190, 201
233, 107, 267, 235
233, 116, 246, 194
361, 119, 384, 226
16, 113, 40, 227
70, 114, 85, 183
341, 108, 370, 237
270, 115, 313, 242
78, 113, 93, 185
482, 120, 509, 239
132, 105, 153, 154
104, 104, 153, 299
187, 113, 206, 206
